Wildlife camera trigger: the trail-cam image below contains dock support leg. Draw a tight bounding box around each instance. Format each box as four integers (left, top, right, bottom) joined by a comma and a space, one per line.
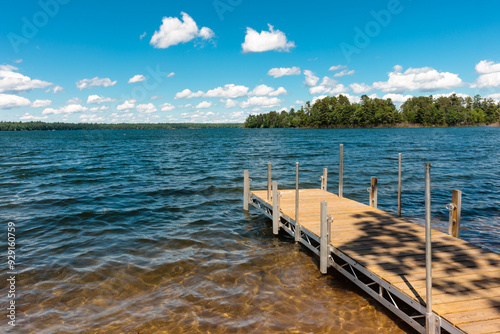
398, 153, 402, 217
243, 170, 249, 211
320, 201, 331, 274
295, 162, 301, 242
369, 177, 378, 208
339, 144, 343, 197
272, 181, 280, 235
321, 168, 327, 191
267, 162, 271, 201
447, 190, 462, 238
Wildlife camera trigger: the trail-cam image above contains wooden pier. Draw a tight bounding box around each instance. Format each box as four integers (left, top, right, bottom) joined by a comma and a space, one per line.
243, 161, 500, 334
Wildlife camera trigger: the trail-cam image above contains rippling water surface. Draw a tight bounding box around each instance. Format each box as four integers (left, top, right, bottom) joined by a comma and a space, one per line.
0, 127, 499, 333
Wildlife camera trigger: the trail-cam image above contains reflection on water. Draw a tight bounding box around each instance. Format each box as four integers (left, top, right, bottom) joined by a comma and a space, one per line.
0, 127, 498, 333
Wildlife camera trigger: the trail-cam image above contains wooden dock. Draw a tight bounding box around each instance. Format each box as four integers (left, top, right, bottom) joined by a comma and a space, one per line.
245, 183, 500, 333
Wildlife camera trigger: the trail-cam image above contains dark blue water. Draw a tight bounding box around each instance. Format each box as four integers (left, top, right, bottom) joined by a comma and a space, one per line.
0, 127, 498, 333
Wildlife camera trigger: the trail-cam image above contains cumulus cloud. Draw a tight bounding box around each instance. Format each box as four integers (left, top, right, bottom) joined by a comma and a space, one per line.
242, 24, 295, 53
333, 69, 355, 77
87, 95, 117, 104
267, 66, 301, 78
303, 70, 319, 87
309, 77, 348, 95
42, 104, 88, 115
128, 74, 146, 83
221, 98, 238, 108
329, 65, 347, 71
66, 97, 82, 104
311, 95, 327, 105
240, 96, 282, 109
76, 77, 117, 90
350, 83, 372, 94
136, 103, 157, 113
160, 102, 175, 111
31, 99, 52, 108
174, 84, 249, 99
382, 93, 413, 103
0, 65, 52, 93
46, 85, 64, 94
19, 112, 48, 120
373, 65, 462, 93
80, 114, 105, 122
249, 84, 287, 96
196, 101, 212, 109
89, 106, 109, 112
150, 12, 215, 49
471, 60, 500, 88
0, 93, 31, 109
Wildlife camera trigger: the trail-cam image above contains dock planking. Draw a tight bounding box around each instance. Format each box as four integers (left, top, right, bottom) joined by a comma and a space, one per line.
249, 188, 500, 334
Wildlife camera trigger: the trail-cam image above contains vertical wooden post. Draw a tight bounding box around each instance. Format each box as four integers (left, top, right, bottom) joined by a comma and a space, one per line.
272, 181, 280, 235
398, 153, 402, 217
267, 162, 271, 201
320, 200, 331, 274
295, 162, 301, 242
448, 190, 462, 238
424, 162, 438, 334
339, 144, 344, 197
369, 177, 378, 208
321, 168, 327, 191
243, 170, 249, 211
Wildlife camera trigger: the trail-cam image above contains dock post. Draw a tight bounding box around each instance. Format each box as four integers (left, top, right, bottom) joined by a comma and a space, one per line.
398, 153, 402, 217
321, 168, 327, 191
339, 144, 344, 197
295, 162, 301, 242
272, 181, 280, 235
447, 190, 462, 238
267, 162, 272, 201
320, 201, 331, 274
369, 177, 378, 208
425, 163, 440, 334
243, 170, 249, 211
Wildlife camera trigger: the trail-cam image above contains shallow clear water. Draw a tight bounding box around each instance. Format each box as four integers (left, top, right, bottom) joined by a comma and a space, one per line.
0, 127, 498, 333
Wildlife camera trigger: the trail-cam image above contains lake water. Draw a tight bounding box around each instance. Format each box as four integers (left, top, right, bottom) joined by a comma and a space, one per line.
0, 127, 498, 333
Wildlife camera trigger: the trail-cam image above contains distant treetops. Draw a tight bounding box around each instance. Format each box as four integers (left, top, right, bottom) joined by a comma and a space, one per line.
243, 94, 500, 128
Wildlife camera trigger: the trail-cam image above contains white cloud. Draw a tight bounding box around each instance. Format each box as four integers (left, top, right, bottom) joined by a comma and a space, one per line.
382, 93, 413, 103
311, 95, 327, 105
294, 100, 304, 105
150, 96, 163, 100
89, 106, 109, 112
0, 65, 52, 93
221, 98, 238, 108
471, 60, 500, 88
0, 93, 31, 109
47, 85, 64, 94
350, 83, 372, 94
267, 66, 301, 78
373, 65, 463, 93
329, 65, 347, 71
337, 93, 361, 104
174, 84, 249, 99
249, 84, 287, 96
168, 72, 175, 78
242, 24, 295, 53
19, 112, 48, 120
309, 77, 348, 95
433, 92, 470, 99
87, 95, 117, 104
150, 12, 214, 49
67, 97, 82, 104
116, 99, 136, 111
160, 102, 175, 111
14, 59, 23, 64
196, 101, 212, 109
128, 74, 146, 83
136, 103, 157, 113
42, 104, 88, 115
31, 99, 52, 108
333, 69, 355, 77
80, 114, 105, 122
487, 93, 500, 100
76, 77, 117, 90
240, 96, 282, 109
303, 70, 319, 87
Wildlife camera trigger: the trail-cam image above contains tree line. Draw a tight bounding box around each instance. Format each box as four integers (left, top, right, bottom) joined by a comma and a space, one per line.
0, 122, 243, 131
244, 94, 500, 128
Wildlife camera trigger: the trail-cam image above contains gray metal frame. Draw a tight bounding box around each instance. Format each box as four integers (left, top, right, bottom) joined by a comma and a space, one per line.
249, 193, 465, 334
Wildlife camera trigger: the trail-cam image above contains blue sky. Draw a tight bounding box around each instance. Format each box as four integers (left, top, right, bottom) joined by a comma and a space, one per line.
1, 0, 500, 123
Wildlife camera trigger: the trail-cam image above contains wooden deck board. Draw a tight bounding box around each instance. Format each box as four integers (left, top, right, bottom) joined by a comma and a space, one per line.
250, 188, 500, 334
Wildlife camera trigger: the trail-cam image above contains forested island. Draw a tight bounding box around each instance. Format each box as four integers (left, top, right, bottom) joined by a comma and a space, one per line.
0, 122, 243, 131
244, 94, 500, 128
